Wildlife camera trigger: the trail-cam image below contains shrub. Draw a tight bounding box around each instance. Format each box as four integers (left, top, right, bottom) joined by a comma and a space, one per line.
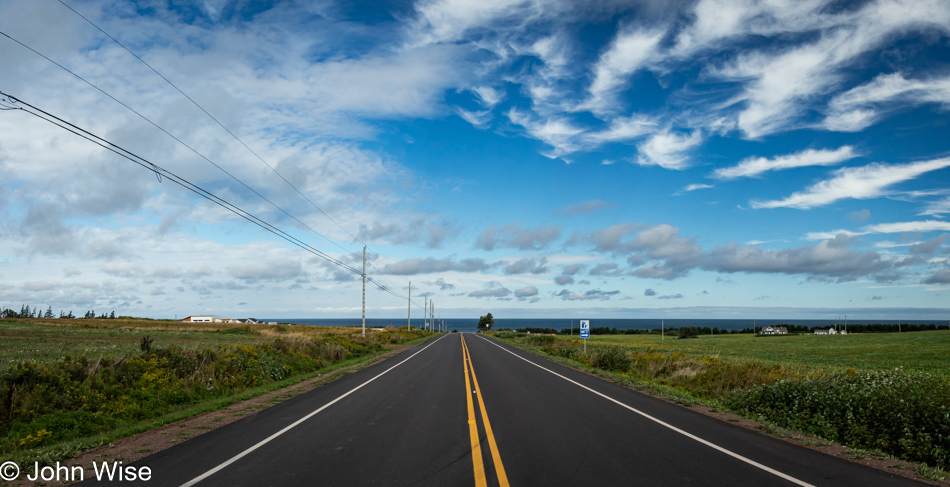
726, 369, 950, 467
592, 346, 632, 372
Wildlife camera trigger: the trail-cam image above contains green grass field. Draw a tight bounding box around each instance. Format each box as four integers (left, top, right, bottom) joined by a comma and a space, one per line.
0, 320, 264, 366
580, 331, 950, 374
0, 318, 435, 467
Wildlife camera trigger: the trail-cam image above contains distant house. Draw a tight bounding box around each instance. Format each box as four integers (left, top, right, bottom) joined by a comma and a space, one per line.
181, 315, 237, 323
814, 328, 837, 335
759, 326, 788, 335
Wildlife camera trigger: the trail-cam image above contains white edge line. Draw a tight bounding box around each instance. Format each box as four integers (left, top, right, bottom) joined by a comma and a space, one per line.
180, 334, 448, 487
473, 334, 816, 487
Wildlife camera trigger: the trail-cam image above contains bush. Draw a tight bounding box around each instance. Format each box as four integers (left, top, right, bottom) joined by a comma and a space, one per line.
592, 346, 631, 372
726, 369, 950, 467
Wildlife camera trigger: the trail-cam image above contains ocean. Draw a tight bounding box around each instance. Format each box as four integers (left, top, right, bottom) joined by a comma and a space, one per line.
260, 318, 946, 334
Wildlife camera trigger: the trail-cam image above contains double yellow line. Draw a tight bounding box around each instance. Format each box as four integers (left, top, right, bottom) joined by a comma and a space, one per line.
461, 334, 509, 487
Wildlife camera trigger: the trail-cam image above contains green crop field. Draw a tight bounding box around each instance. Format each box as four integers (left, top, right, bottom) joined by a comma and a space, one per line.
581, 331, 950, 374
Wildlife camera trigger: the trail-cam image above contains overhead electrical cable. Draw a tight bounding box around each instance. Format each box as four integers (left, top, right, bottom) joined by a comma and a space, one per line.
51, 0, 416, 293
2, 26, 409, 300
0, 92, 420, 305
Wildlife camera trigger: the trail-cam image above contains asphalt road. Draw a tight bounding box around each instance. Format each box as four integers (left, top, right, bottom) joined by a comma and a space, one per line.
80, 333, 927, 486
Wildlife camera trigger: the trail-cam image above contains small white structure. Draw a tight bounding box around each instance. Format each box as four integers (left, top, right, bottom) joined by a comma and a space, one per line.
759, 326, 788, 335
814, 328, 837, 335
182, 315, 237, 323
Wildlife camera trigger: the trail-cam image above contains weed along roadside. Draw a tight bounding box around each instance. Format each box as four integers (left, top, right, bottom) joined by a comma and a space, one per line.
0, 318, 438, 484
487, 330, 950, 484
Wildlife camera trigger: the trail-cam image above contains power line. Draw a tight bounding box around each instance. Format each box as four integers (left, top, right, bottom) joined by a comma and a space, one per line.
49, 1, 415, 293
0, 28, 352, 252
1, 24, 426, 305
0, 92, 422, 305
55, 0, 365, 245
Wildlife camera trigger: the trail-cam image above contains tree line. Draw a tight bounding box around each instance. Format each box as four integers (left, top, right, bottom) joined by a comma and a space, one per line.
1, 305, 116, 320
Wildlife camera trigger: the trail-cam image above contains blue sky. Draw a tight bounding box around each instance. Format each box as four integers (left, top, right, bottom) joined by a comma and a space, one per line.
1, 0, 949, 320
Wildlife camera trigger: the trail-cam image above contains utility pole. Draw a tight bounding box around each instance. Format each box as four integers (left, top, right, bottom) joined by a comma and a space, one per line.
361, 246, 366, 338
661, 319, 664, 340
424, 296, 427, 331
407, 281, 411, 331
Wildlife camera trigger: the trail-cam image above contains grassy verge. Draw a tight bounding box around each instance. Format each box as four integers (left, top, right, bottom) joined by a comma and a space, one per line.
582, 331, 950, 373
0, 319, 436, 466
489, 330, 950, 470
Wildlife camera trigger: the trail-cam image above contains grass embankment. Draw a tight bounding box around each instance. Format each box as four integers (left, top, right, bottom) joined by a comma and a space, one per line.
0, 318, 434, 466
493, 330, 950, 471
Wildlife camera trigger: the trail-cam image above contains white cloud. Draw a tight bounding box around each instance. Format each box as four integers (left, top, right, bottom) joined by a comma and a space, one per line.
708, 0, 950, 138
584, 26, 665, 115
921, 197, 950, 217
752, 158, 950, 210
825, 72, 950, 132
865, 221, 950, 234
635, 130, 703, 170
675, 184, 713, 195
670, 0, 828, 58
472, 85, 506, 108
805, 220, 950, 240
506, 108, 585, 158
583, 115, 657, 144
714, 146, 858, 180
457, 108, 494, 128
409, 0, 539, 45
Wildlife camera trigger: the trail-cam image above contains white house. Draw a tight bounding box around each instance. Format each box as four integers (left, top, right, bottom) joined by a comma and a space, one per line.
181, 315, 237, 323
759, 326, 788, 335
814, 328, 837, 335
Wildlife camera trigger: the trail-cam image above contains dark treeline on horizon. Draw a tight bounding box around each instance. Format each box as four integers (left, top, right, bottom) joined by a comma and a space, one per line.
1, 305, 116, 320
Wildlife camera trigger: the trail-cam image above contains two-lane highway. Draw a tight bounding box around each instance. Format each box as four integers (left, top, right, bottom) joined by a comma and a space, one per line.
83, 333, 926, 486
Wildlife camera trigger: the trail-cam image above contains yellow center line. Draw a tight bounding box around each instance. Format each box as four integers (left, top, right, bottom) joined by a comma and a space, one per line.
462, 333, 487, 487
461, 334, 510, 487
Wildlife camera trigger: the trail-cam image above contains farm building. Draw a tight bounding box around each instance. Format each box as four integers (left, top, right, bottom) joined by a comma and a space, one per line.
759, 326, 788, 335
814, 328, 837, 335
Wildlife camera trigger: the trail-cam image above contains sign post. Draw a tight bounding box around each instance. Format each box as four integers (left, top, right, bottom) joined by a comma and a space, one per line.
580, 319, 590, 353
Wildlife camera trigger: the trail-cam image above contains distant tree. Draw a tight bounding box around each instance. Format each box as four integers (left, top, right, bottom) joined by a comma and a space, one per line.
110, 311, 115, 319
44, 306, 53, 319
59, 310, 64, 319
678, 327, 699, 339
477, 313, 495, 331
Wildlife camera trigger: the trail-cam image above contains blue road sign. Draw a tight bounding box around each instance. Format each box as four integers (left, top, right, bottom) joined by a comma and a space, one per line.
580, 319, 590, 338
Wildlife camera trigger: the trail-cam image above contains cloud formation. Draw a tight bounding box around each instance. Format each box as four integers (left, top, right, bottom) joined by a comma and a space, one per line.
752, 158, 950, 210
713, 146, 858, 180
476, 223, 562, 251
